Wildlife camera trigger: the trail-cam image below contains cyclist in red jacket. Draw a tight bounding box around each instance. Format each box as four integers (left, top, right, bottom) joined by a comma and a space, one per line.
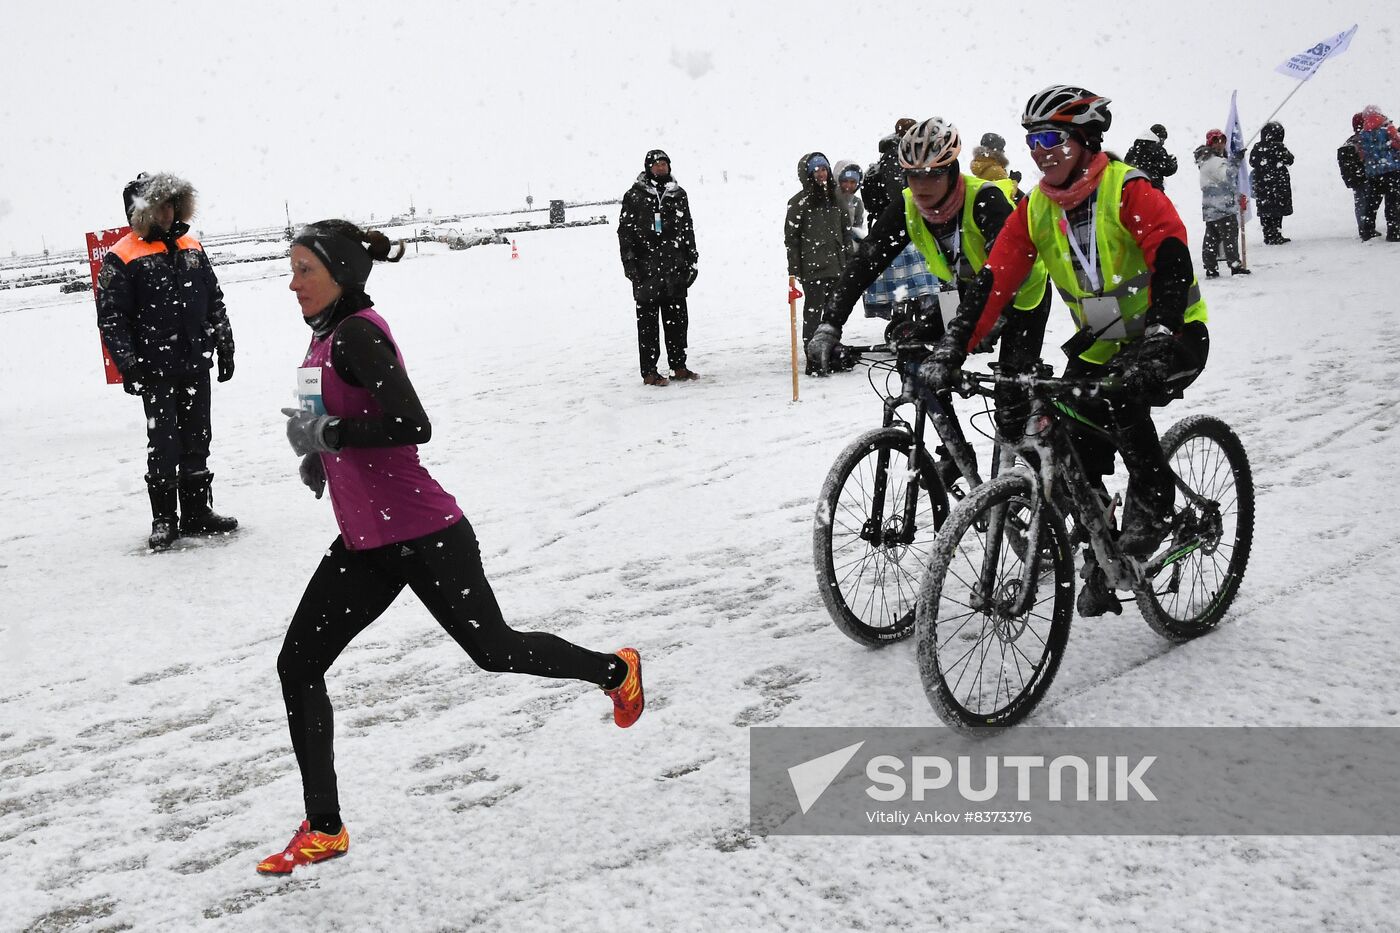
920, 85, 1210, 617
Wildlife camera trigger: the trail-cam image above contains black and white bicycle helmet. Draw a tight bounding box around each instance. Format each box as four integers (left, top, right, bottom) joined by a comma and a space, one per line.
898, 117, 962, 172
1020, 85, 1113, 134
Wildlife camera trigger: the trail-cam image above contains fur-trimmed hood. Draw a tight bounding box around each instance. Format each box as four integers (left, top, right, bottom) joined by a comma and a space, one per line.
123, 172, 197, 238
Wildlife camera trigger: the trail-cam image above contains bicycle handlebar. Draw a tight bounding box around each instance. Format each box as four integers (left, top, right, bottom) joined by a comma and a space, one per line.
956, 369, 1125, 400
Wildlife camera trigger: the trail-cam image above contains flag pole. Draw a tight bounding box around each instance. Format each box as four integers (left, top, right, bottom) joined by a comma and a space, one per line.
788, 276, 801, 402
1239, 197, 1249, 270
1249, 73, 1316, 147
1250, 23, 1358, 146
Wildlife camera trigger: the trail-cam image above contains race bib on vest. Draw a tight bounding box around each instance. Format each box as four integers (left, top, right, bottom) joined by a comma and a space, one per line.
1079, 296, 1128, 340
938, 287, 961, 327
296, 367, 325, 415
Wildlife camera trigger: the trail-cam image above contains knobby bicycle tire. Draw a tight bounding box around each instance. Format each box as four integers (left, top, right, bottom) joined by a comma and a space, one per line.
814, 427, 949, 646
1136, 415, 1255, 642
915, 473, 1074, 731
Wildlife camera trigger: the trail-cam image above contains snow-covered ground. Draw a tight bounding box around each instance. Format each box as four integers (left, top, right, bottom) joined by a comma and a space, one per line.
2, 165, 1399, 930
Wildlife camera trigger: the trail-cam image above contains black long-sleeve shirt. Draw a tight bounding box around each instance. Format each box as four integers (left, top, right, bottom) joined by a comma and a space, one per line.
820, 182, 1015, 332
325, 314, 432, 448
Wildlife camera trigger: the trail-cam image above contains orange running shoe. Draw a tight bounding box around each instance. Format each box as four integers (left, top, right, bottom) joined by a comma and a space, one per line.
605, 648, 644, 728
255, 820, 349, 875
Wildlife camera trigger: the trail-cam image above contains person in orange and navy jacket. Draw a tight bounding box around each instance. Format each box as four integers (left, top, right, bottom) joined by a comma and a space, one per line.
97, 172, 238, 550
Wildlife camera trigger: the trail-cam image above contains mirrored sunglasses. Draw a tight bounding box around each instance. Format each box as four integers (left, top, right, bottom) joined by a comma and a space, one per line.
1026, 129, 1070, 151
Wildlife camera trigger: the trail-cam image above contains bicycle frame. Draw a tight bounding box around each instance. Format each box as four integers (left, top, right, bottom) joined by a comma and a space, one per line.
964, 370, 1221, 618
859, 357, 1001, 550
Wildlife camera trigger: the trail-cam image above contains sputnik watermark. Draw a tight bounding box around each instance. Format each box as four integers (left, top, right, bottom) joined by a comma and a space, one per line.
752, 727, 1400, 835
865, 754, 1156, 802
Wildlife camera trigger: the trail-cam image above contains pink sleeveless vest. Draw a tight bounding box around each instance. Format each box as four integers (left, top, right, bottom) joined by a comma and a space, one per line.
300, 308, 463, 550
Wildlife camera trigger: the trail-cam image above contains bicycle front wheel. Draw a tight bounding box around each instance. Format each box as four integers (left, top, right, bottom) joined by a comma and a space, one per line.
1137, 415, 1255, 641
915, 473, 1074, 731
814, 427, 949, 646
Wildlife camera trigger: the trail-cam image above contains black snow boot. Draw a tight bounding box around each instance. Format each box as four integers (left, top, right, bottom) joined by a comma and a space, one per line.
178, 470, 239, 536
146, 476, 180, 551
1076, 551, 1122, 618
1118, 489, 1172, 560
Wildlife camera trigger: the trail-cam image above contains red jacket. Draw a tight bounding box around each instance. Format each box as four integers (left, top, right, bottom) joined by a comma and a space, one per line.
967, 178, 1188, 350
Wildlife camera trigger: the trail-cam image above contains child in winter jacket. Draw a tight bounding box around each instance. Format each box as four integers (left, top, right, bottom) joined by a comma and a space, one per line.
1195, 130, 1249, 276
1355, 105, 1400, 241
1340, 113, 1382, 240
1249, 121, 1294, 245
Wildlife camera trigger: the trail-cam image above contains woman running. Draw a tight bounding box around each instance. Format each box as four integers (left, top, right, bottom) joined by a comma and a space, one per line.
258, 220, 642, 875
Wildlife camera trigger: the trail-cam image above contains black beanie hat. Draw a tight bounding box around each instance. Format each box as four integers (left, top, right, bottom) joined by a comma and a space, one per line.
644, 149, 671, 171
293, 221, 374, 290
1150, 123, 1168, 142
979, 132, 1006, 150
122, 172, 149, 221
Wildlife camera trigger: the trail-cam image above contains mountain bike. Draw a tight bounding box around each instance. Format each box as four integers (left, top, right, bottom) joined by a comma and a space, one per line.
914, 364, 1254, 732
813, 343, 1007, 647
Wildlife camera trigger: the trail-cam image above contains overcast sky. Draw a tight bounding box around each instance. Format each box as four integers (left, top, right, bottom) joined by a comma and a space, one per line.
1, 0, 1395, 256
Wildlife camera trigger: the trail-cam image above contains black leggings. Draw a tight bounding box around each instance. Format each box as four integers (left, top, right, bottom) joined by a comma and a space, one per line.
278, 517, 623, 815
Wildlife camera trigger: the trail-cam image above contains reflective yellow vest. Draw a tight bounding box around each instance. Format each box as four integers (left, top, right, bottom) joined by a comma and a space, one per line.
902, 176, 1049, 311
1025, 161, 1207, 364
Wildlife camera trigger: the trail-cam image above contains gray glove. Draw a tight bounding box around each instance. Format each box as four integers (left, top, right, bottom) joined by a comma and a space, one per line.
915, 340, 967, 393
281, 408, 341, 456
299, 453, 326, 499
806, 323, 841, 375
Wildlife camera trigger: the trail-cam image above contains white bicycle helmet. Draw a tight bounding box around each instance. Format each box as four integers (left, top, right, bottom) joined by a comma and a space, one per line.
898, 117, 962, 172
1021, 85, 1113, 134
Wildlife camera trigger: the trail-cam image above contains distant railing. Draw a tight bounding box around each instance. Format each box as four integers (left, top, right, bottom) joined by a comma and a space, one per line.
1, 196, 622, 291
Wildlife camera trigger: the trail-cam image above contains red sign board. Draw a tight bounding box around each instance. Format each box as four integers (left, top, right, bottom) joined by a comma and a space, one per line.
86, 226, 130, 385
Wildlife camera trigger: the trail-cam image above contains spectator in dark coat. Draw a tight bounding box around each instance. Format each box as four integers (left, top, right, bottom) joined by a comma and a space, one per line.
618, 149, 700, 386
1249, 121, 1295, 244
1356, 104, 1400, 242
785, 151, 852, 373
1125, 124, 1178, 191
97, 171, 238, 550
860, 118, 915, 224
1339, 112, 1381, 240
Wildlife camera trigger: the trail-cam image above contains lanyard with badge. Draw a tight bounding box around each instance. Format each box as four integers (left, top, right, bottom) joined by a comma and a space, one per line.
936, 226, 962, 327
1060, 198, 1128, 356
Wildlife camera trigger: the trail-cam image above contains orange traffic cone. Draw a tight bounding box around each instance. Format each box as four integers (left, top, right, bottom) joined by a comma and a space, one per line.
510, 239, 519, 260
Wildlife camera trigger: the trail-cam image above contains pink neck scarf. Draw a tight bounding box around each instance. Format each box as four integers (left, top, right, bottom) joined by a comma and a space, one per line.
916, 174, 967, 225
1038, 152, 1110, 210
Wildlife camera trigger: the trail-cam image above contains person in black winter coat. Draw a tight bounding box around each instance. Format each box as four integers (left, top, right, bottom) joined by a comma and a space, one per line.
860, 117, 915, 224
1339, 112, 1382, 240
786, 152, 852, 373
1249, 121, 1295, 244
617, 149, 700, 386
96, 172, 238, 550
1125, 124, 1178, 191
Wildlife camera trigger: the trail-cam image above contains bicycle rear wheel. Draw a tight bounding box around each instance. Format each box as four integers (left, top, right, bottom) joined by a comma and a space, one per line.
915, 473, 1073, 731
814, 427, 949, 646
1136, 415, 1255, 641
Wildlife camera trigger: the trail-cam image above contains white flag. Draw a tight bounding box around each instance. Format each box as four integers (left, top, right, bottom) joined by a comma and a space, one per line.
1225, 91, 1253, 224
1275, 24, 1358, 81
